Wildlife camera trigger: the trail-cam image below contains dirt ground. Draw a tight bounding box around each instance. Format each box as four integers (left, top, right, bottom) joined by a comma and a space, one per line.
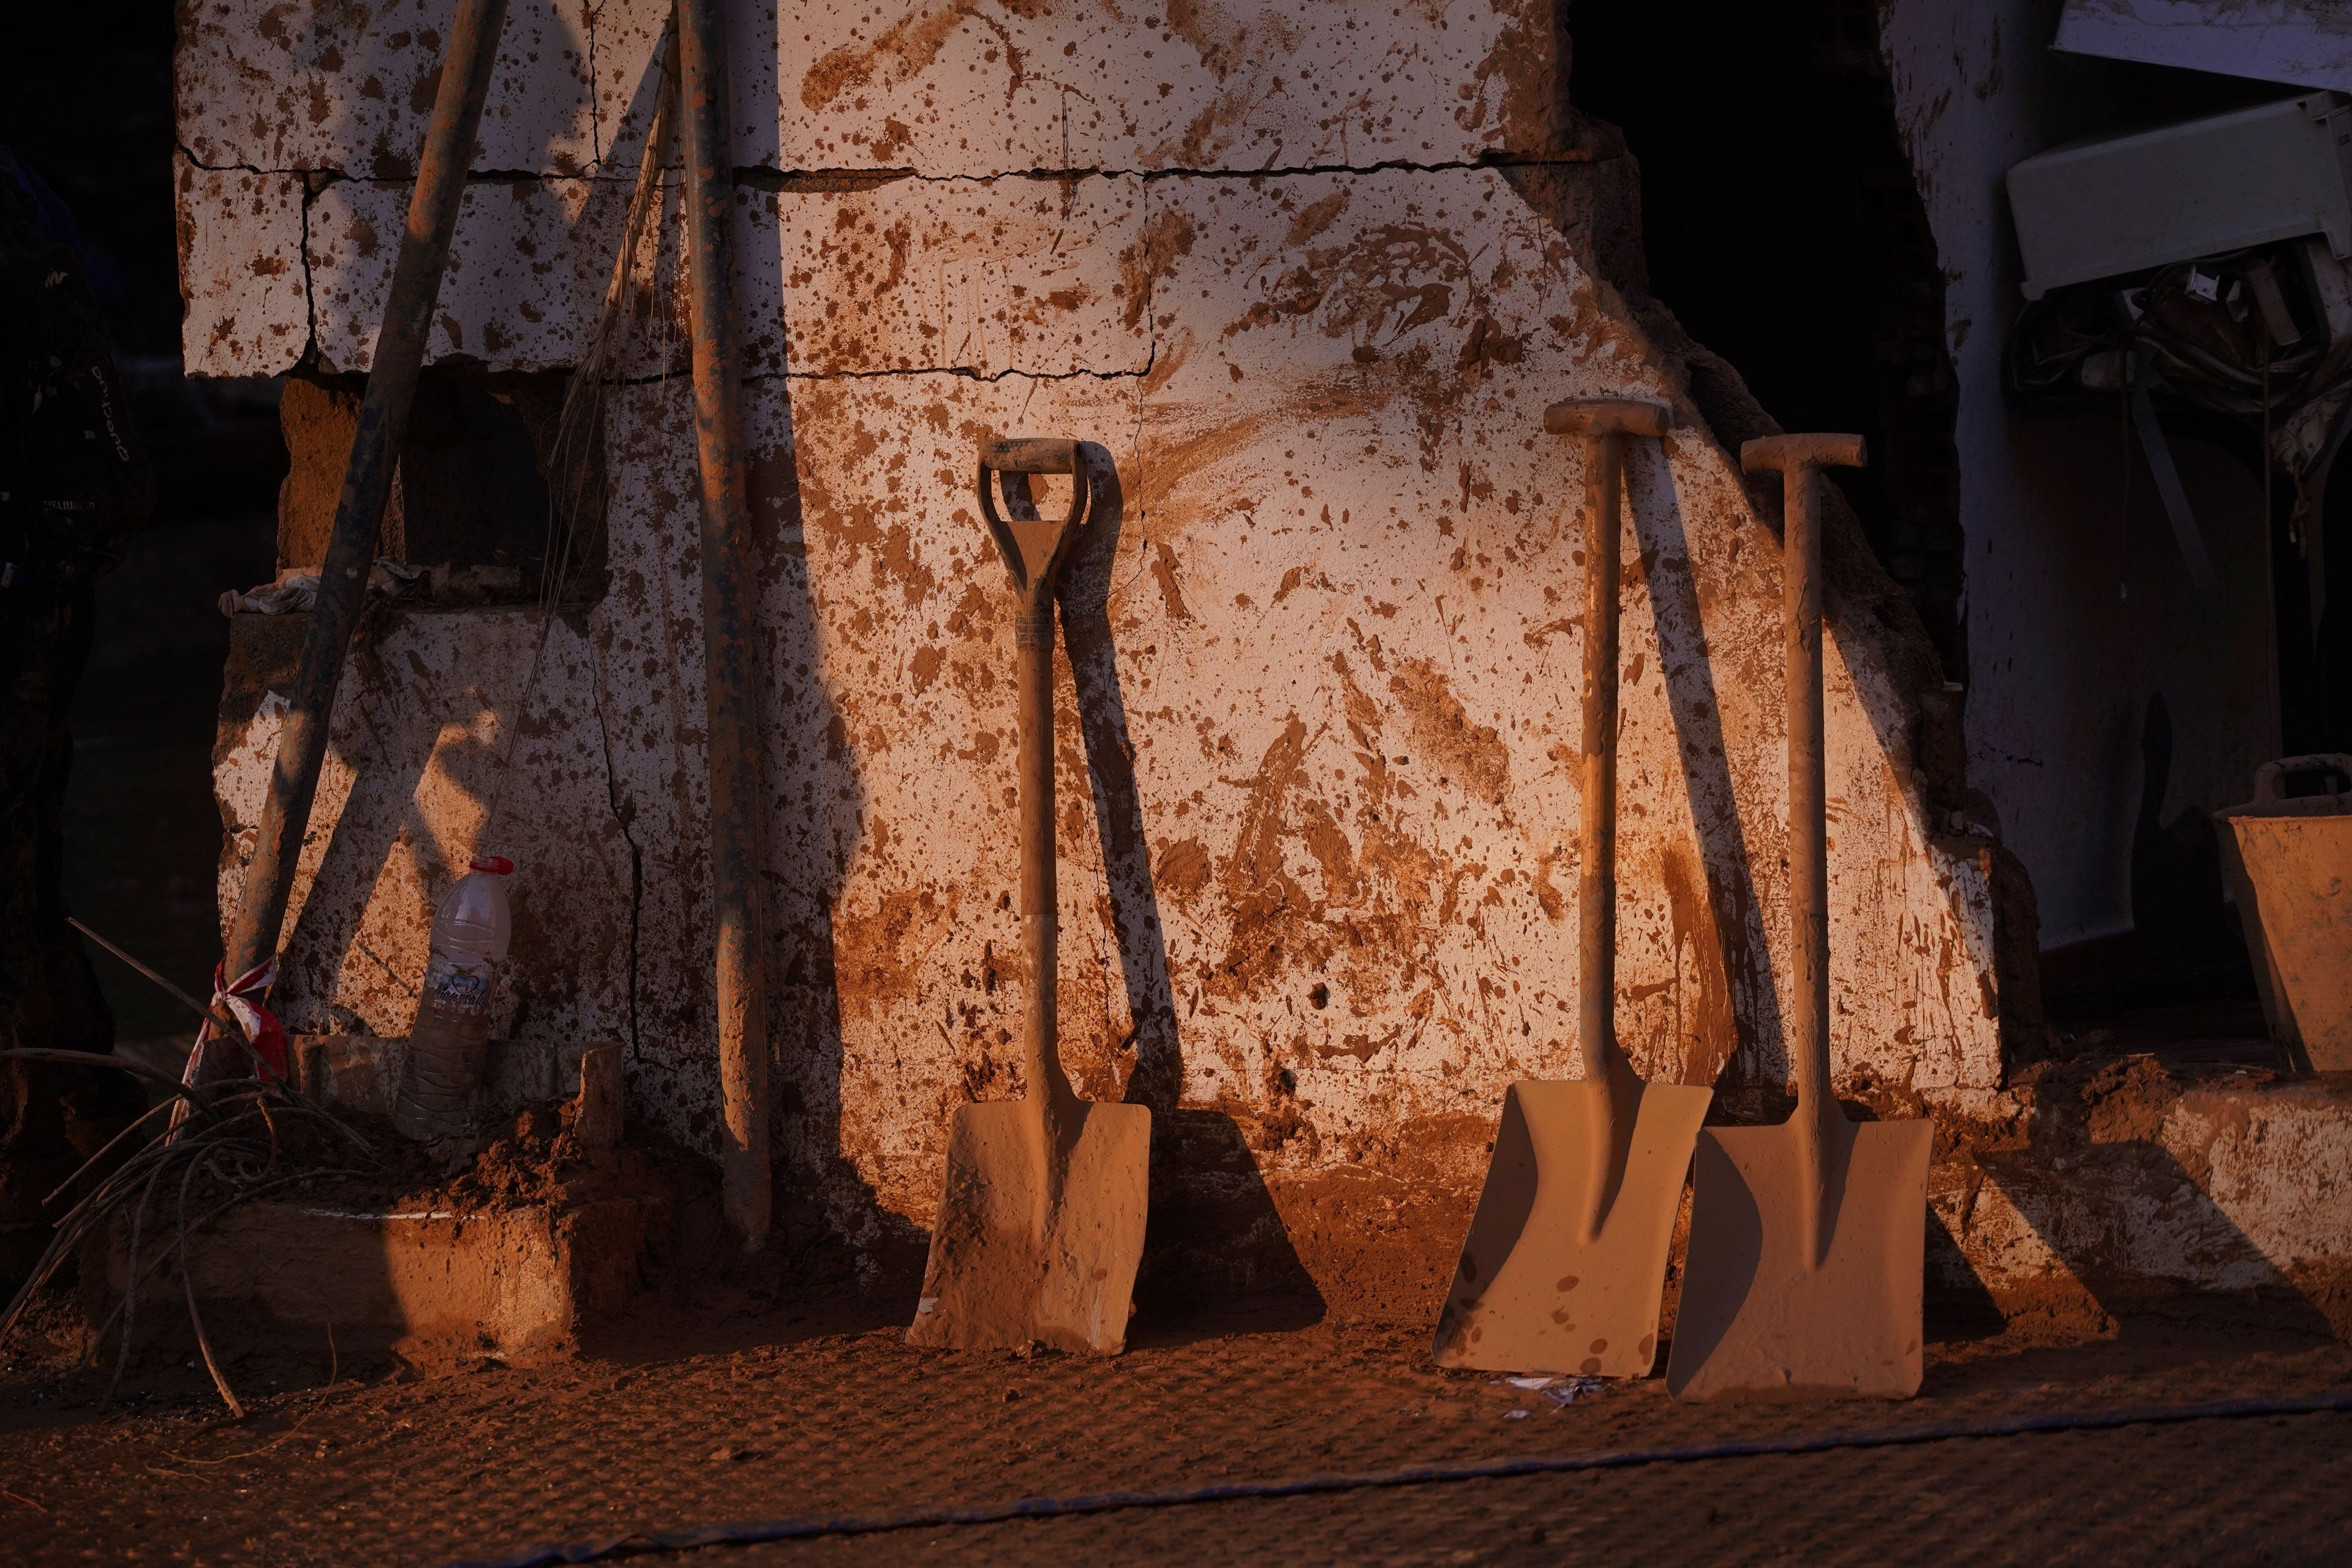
1, 1286, 2348, 1567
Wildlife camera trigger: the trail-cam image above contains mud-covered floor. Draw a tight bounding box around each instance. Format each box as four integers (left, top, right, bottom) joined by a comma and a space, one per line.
0, 1292, 2346, 1567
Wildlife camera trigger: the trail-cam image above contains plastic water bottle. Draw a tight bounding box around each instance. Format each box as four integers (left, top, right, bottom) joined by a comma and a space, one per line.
393, 855, 514, 1140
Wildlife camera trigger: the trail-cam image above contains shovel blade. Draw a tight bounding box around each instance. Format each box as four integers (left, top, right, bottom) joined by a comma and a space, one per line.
1665, 1117, 1932, 1402
907, 1099, 1150, 1355
1433, 1079, 1712, 1376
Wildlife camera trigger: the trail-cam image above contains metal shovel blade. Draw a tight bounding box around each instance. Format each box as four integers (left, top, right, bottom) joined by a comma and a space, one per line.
1433, 1079, 1712, 1376
1664, 1115, 1932, 1402
907, 1098, 1150, 1355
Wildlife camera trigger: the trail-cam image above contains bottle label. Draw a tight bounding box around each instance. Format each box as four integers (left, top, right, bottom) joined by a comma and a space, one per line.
422, 953, 493, 1018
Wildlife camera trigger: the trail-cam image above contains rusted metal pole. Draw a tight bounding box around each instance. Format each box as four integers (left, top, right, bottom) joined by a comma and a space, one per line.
676, 0, 772, 1250
213, 0, 510, 1072
1742, 432, 1866, 1268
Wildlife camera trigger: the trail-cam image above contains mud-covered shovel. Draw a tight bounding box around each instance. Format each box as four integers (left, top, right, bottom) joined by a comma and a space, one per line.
908, 437, 1150, 1356
1431, 398, 1713, 1378
1665, 434, 1932, 1403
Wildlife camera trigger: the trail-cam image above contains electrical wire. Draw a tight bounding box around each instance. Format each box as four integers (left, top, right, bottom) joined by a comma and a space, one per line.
447, 1389, 2352, 1567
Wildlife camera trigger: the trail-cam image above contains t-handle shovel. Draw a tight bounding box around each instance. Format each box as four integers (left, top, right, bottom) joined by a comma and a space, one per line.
1431, 398, 1713, 1378
1665, 434, 1932, 1402
907, 437, 1151, 1356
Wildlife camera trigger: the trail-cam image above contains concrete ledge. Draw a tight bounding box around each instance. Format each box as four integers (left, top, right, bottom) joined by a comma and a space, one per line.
1133, 1064, 2352, 1340
89, 1194, 661, 1364
290, 1035, 609, 1123
1927, 1060, 2352, 1334
86, 1039, 664, 1366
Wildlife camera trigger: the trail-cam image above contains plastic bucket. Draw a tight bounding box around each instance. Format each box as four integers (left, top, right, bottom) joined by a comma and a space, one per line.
2215, 755, 2352, 1071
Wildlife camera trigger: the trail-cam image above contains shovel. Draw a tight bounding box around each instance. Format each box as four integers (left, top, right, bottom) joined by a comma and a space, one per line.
907, 437, 1151, 1356
1431, 398, 1713, 1378
1665, 434, 1932, 1403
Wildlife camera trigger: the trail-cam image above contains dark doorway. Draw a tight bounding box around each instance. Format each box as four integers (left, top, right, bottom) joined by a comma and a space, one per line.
5, 0, 287, 1049
1571, 0, 1965, 678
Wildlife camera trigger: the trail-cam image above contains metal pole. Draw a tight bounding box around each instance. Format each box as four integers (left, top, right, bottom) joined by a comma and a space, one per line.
676, 0, 772, 1250
213, 0, 510, 1072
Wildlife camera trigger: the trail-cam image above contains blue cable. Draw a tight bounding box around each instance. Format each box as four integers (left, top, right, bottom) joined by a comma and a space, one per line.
448, 1389, 2352, 1567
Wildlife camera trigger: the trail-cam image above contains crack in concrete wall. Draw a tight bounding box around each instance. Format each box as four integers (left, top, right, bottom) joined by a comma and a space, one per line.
179, 143, 1624, 388
586, 637, 646, 1065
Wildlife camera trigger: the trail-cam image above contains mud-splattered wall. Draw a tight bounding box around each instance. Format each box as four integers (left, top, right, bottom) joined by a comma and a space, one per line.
183, 0, 2007, 1303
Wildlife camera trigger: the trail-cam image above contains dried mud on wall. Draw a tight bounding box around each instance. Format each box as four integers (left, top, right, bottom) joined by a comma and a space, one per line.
189, 0, 2004, 1308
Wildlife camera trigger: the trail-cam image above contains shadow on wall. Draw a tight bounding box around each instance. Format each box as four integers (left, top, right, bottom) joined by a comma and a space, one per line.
1061, 446, 1322, 1327
1626, 436, 1777, 1099
1555, 0, 2042, 1079
741, 381, 893, 1270
722, 109, 912, 1279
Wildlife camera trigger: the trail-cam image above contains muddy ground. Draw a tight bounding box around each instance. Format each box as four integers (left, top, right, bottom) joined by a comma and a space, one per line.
0, 1285, 2346, 1567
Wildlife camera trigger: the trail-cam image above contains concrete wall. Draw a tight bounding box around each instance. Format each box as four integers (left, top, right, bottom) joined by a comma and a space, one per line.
183, 0, 2005, 1299
1883, 0, 2285, 947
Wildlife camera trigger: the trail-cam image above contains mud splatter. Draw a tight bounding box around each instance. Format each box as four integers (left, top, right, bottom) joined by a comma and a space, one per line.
1659, 843, 1736, 1088
834, 888, 959, 1022
1387, 657, 1509, 807
1150, 540, 1193, 621
1283, 189, 1352, 248
1155, 837, 1211, 902
801, 2, 1027, 115
1121, 208, 1196, 330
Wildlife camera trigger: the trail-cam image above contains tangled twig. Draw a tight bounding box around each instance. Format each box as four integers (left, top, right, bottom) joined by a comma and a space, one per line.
179, 1150, 242, 1420
0, 1050, 384, 1419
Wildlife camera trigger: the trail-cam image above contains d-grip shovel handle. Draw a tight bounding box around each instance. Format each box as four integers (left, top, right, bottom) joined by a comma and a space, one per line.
978, 438, 1088, 606
1744, 432, 1865, 1268
976, 439, 1091, 1128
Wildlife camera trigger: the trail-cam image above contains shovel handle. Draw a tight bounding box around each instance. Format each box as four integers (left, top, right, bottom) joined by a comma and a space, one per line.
981, 437, 1083, 475
1547, 399, 1672, 1124
1550, 399, 1675, 1239
978, 439, 1090, 605
1577, 428, 1630, 1097
1745, 434, 1865, 1265
976, 440, 1091, 1124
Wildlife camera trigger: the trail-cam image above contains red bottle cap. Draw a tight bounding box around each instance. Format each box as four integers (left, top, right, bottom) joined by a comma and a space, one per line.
470, 855, 515, 875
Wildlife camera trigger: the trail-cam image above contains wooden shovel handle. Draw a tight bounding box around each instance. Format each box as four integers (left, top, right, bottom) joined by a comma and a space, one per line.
981, 437, 1083, 475
1548, 399, 1671, 1125
1744, 433, 1864, 1265
978, 439, 1089, 601
1577, 429, 1631, 1098
974, 439, 1091, 1123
